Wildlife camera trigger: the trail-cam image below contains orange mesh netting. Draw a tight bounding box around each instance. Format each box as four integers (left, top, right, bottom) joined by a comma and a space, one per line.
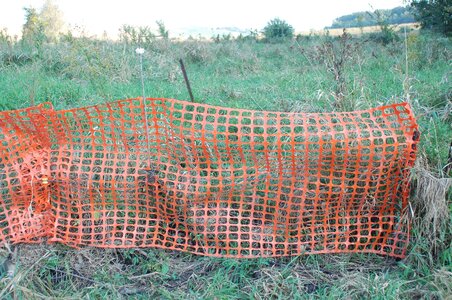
0, 98, 418, 258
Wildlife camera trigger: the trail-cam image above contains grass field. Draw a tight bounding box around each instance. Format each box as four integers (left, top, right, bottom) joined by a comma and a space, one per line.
0, 27, 451, 299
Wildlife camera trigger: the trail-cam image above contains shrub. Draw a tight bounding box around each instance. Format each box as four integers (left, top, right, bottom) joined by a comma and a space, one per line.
156, 21, 169, 39
119, 25, 155, 48
368, 26, 400, 45
0, 28, 15, 46
411, 0, 452, 36
366, 9, 400, 45
263, 18, 294, 42
182, 41, 212, 64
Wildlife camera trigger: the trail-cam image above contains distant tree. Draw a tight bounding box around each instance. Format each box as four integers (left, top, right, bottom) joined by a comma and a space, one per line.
0, 28, 15, 45
156, 20, 169, 39
410, 0, 451, 36
368, 9, 400, 45
119, 25, 155, 47
21, 0, 65, 46
22, 7, 45, 46
263, 18, 294, 41
357, 15, 365, 33
39, 0, 65, 41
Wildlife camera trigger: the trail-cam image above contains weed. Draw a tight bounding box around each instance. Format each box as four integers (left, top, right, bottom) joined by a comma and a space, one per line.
314, 30, 360, 110
410, 158, 452, 257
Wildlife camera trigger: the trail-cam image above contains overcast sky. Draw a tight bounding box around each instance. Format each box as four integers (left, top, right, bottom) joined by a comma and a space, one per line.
1, 0, 406, 37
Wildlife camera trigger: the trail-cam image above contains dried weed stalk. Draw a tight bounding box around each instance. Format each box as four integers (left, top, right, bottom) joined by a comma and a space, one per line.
410, 157, 452, 254
314, 30, 360, 110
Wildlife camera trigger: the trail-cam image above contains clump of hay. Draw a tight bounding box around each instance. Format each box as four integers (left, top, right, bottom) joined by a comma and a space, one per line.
410, 157, 451, 256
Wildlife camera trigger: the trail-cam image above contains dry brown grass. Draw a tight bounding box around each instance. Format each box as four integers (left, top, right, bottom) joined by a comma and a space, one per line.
297, 23, 420, 36
410, 157, 452, 255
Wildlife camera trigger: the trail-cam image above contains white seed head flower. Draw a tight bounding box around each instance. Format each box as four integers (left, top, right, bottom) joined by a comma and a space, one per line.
135, 48, 145, 54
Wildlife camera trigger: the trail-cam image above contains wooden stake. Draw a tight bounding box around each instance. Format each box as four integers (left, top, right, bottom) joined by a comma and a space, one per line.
179, 59, 195, 102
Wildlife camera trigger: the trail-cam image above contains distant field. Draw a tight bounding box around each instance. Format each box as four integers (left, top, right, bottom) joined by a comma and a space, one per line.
0, 28, 450, 299
298, 23, 420, 36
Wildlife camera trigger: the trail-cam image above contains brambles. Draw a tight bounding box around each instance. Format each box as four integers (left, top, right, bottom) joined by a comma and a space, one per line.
182, 41, 212, 64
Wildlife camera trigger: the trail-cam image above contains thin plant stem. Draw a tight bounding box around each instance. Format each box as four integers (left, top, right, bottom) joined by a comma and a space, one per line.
138, 51, 152, 165
403, 26, 410, 104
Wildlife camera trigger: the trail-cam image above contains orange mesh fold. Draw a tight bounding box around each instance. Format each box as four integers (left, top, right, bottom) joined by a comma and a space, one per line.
0, 98, 418, 258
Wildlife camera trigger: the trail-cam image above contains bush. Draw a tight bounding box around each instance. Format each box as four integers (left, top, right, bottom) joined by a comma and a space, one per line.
368, 26, 400, 45
263, 18, 294, 42
411, 0, 452, 36
365, 8, 401, 45
119, 25, 155, 48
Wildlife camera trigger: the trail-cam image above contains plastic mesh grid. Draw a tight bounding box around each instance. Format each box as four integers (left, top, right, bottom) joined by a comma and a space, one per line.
0, 98, 418, 258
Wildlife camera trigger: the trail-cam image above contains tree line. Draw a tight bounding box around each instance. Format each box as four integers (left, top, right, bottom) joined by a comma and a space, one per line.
12, 0, 452, 46
326, 6, 416, 29
326, 1, 450, 37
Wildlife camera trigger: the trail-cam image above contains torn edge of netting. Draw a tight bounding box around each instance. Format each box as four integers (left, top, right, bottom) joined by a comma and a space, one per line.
0, 98, 419, 258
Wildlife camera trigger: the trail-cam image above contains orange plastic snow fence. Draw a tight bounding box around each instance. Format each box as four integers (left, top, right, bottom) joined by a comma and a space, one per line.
0, 98, 418, 258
